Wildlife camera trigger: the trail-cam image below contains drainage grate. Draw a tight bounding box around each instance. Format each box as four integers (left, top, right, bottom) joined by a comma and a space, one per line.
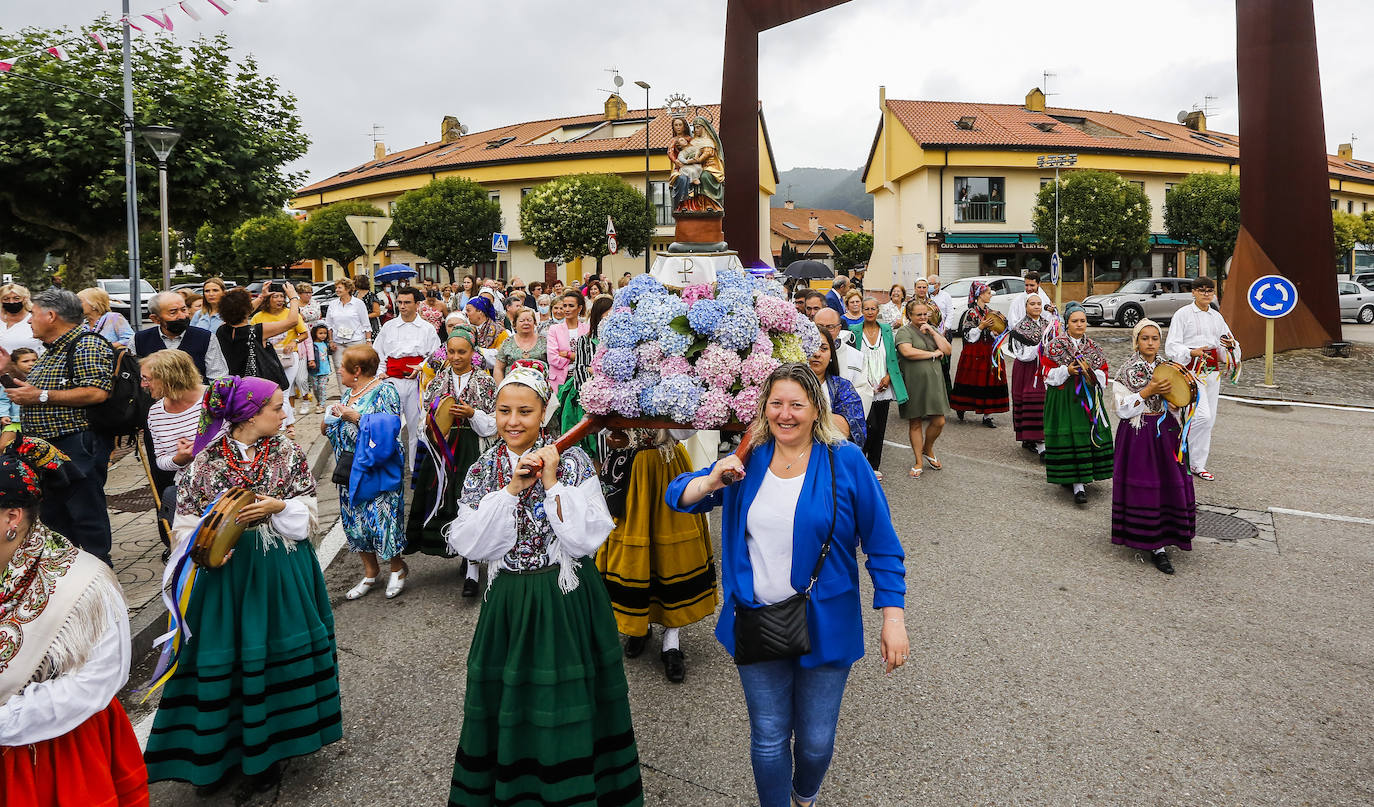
107, 488, 155, 513
1196, 510, 1260, 541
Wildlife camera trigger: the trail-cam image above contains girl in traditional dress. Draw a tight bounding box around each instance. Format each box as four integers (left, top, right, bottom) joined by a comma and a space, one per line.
1111, 319, 1196, 574
950, 281, 1009, 427
596, 428, 717, 683
405, 331, 497, 597
145, 376, 340, 795
325, 345, 407, 600
1040, 303, 1113, 505
443, 366, 643, 807
1007, 293, 1053, 460
1, 439, 148, 807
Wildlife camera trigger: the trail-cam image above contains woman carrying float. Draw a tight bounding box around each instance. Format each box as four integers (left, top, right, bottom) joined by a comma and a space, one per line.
1040, 303, 1113, 505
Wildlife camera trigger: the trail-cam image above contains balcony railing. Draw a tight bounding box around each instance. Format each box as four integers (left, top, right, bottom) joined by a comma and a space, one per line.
954, 201, 1006, 223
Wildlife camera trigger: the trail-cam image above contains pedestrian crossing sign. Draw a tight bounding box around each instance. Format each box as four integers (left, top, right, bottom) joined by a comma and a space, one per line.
491, 233, 510, 253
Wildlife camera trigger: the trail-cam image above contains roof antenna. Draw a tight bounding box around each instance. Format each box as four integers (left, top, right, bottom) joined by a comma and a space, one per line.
365, 124, 385, 144
599, 67, 624, 98
1203, 94, 1219, 118
1042, 70, 1058, 98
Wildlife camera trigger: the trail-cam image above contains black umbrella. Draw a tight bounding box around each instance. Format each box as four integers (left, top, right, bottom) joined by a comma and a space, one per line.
782, 260, 834, 280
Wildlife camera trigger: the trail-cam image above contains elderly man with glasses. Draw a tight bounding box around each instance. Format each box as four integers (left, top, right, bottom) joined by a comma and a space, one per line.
133, 291, 228, 380
813, 307, 875, 417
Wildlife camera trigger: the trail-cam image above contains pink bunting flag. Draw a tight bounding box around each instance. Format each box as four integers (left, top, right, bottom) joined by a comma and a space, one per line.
90, 32, 109, 52
143, 11, 175, 31
45, 46, 68, 61
123, 17, 145, 32
179, 2, 203, 22
0, 61, 12, 73
205, 0, 231, 15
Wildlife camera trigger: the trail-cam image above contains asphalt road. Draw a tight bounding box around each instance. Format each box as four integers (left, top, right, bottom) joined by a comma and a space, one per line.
131, 373, 1374, 806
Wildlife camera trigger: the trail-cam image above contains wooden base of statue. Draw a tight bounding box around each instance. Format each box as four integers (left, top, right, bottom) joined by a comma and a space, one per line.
670, 211, 727, 254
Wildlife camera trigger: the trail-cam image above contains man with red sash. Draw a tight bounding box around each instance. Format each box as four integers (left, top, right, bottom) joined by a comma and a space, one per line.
1164, 276, 1240, 481
373, 286, 441, 464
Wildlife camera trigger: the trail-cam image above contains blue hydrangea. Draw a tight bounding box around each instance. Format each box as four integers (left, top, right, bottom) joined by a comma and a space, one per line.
644, 375, 704, 422
600, 309, 640, 349
658, 329, 693, 357
796, 315, 821, 357
715, 286, 754, 312
686, 299, 726, 337
715, 267, 752, 295
716, 307, 760, 351
752, 275, 787, 299
632, 293, 686, 335
614, 273, 666, 308
600, 347, 638, 381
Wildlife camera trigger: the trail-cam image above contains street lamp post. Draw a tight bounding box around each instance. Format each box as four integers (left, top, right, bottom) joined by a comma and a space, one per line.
138, 126, 182, 291
1036, 153, 1078, 311
634, 80, 651, 275
120, 2, 142, 328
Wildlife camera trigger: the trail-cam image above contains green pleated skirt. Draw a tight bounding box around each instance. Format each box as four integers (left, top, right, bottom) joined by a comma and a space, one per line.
558, 378, 596, 457
449, 558, 644, 806
406, 424, 483, 557
144, 530, 343, 785
1043, 384, 1114, 484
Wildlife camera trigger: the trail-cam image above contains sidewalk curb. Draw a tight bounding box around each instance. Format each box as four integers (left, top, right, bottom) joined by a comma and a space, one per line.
1223, 384, 1374, 410
127, 435, 339, 665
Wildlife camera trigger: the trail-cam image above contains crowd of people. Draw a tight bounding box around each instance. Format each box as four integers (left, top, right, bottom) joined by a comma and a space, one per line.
0, 264, 1239, 806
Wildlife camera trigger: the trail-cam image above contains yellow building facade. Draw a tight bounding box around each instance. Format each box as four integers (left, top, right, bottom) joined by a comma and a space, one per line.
863, 88, 1374, 300
291, 100, 778, 286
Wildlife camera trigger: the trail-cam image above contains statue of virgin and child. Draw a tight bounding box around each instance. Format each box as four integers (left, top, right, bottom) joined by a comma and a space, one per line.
668, 115, 725, 214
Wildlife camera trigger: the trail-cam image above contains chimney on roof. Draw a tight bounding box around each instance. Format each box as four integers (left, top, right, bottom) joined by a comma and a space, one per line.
808, 212, 819, 233
604, 94, 627, 121
862, 219, 872, 234
373, 142, 386, 161
1025, 87, 1046, 113
784, 199, 795, 210
441, 116, 464, 144
1183, 110, 1207, 132
1338, 143, 1354, 160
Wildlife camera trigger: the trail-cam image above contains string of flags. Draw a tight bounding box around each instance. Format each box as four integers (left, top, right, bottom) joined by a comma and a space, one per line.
0, 0, 274, 73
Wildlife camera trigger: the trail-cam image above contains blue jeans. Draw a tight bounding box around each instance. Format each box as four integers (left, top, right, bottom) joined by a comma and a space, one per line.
43, 430, 114, 565
736, 659, 851, 807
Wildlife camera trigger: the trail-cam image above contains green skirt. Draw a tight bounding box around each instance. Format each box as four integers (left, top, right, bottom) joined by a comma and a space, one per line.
558, 378, 596, 457
449, 558, 644, 806
144, 530, 342, 785
406, 424, 482, 556
1043, 384, 1114, 484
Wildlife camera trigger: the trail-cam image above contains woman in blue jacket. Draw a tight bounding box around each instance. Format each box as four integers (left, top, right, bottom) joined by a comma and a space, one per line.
667, 363, 908, 807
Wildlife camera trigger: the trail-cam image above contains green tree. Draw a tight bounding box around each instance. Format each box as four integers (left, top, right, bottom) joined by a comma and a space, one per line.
1033, 169, 1151, 281
389, 181, 500, 284
832, 231, 874, 274
1164, 172, 1241, 285
0, 19, 308, 277
233, 214, 300, 279
193, 222, 242, 279
519, 174, 652, 274
95, 230, 173, 284
1332, 211, 1366, 272
298, 200, 387, 279
778, 241, 799, 268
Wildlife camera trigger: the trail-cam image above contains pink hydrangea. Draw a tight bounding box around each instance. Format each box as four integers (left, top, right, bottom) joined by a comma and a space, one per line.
681, 284, 714, 305
658, 356, 693, 377
636, 340, 664, 368
693, 387, 734, 429
740, 352, 780, 386
754, 295, 796, 333
732, 386, 762, 422
694, 344, 742, 389
579, 375, 616, 415
751, 329, 774, 359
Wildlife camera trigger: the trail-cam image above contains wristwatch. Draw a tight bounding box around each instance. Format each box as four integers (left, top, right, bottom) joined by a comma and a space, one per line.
38, 390, 48, 404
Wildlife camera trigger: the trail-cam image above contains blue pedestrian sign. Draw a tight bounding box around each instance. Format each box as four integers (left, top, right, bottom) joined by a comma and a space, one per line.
1247, 274, 1298, 319
491, 233, 510, 253
1049, 252, 1061, 285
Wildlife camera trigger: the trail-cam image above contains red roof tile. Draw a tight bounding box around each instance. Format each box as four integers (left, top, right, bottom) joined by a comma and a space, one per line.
770, 207, 866, 245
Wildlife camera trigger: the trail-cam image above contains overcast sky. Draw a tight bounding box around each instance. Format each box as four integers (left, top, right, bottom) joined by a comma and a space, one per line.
3, 0, 1371, 186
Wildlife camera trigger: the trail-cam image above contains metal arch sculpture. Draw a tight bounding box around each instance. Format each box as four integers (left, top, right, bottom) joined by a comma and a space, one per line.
720, 0, 850, 268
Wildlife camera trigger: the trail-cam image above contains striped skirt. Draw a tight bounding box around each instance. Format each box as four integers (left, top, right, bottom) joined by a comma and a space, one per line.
144, 530, 343, 785
450, 558, 644, 806
596, 445, 718, 635
1043, 384, 1114, 485
950, 339, 1009, 414
1011, 359, 1045, 442
1112, 413, 1196, 551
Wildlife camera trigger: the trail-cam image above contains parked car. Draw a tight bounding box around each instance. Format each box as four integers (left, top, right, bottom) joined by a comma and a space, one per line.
943, 275, 1025, 335
1354, 272, 1374, 291
1080, 277, 1203, 327
1338, 280, 1374, 324
95, 278, 157, 318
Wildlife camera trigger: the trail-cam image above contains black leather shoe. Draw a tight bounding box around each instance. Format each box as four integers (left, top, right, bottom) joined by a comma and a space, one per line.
661, 648, 686, 683
1073, 490, 1088, 505
1151, 551, 1175, 575
1021, 440, 1035, 451
462, 577, 479, 598
195, 769, 236, 797
623, 630, 651, 659
982, 417, 996, 428
1038, 450, 1047, 464
241, 762, 281, 796
956, 411, 965, 421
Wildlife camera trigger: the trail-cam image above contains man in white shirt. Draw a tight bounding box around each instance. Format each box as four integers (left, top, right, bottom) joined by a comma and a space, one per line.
1163, 276, 1240, 480
1007, 271, 1055, 329
372, 287, 441, 463
927, 274, 954, 336
813, 307, 874, 415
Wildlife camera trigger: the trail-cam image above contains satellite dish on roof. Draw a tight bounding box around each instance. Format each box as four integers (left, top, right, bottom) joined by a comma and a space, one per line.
613, 75, 624, 88
461, 124, 470, 135
1176, 110, 1189, 123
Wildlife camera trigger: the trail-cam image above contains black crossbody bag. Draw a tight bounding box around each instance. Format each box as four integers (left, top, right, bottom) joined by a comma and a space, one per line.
733, 445, 837, 666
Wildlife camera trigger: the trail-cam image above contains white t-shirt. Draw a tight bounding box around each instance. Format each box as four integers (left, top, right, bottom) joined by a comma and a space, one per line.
744, 469, 805, 605
324, 297, 371, 345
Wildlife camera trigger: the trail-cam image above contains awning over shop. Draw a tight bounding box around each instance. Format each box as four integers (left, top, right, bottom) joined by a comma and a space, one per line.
941, 233, 1032, 246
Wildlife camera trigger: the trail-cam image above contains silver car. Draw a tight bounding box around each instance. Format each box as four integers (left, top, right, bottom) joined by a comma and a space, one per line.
1338, 280, 1374, 324
1081, 278, 1197, 327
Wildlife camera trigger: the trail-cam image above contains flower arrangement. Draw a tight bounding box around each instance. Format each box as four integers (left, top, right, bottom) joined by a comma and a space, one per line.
578, 267, 820, 429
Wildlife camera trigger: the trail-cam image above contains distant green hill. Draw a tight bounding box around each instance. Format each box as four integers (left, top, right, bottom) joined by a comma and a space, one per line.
771, 167, 872, 219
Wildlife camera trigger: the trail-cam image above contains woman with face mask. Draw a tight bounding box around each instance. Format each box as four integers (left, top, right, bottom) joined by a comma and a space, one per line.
0, 283, 43, 356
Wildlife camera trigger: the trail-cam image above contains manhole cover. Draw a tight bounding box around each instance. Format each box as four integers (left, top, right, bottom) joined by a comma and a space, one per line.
1196, 510, 1259, 541
107, 488, 155, 513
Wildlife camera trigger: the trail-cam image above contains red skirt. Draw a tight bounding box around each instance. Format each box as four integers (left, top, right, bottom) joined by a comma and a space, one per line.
950, 339, 1009, 414
1, 698, 148, 807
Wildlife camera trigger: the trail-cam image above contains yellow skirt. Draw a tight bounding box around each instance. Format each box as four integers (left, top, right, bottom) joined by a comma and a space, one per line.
596, 444, 718, 635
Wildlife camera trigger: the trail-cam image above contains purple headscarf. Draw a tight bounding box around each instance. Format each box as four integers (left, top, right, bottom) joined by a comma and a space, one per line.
465, 295, 497, 323
193, 375, 281, 454
968, 280, 990, 308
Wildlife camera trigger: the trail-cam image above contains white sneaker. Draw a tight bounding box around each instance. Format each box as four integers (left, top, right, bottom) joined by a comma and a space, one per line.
298, 403, 310, 415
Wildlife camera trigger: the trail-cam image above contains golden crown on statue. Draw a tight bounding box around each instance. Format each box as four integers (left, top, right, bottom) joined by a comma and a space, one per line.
665, 92, 692, 119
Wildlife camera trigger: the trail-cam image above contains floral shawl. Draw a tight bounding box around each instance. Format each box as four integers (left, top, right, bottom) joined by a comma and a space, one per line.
459, 435, 598, 573
1041, 334, 1108, 372
1010, 314, 1051, 348
963, 304, 994, 344
177, 434, 316, 521
1115, 353, 1166, 414
423, 366, 496, 413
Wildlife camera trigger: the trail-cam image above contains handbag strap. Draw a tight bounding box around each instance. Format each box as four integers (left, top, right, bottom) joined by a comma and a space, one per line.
802, 444, 837, 597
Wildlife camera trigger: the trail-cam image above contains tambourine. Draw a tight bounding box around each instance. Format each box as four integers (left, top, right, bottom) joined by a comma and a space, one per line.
1150, 361, 1199, 410
427, 395, 459, 446
190, 487, 256, 568
981, 310, 1008, 335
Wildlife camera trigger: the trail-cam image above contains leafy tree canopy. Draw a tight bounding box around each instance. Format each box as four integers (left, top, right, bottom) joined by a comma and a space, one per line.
390, 180, 501, 284
1332, 211, 1368, 270
833, 231, 873, 275
1032, 169, 1152, 263
193, 221, 241, 279
519, 174, 652, 274
233, 213, 300, 278
1163, 172, 1241, 268
298, 200, 387, 276
0, 19, 308, 278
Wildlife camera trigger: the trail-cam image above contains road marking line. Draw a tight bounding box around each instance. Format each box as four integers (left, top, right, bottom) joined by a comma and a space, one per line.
1225, 395, 1374, 412
1269, 507, 1374, 526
